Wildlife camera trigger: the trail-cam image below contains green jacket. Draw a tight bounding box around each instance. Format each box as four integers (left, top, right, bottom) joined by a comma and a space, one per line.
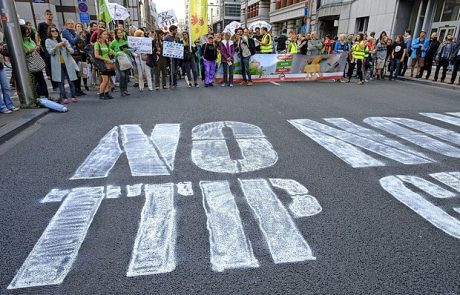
109, 38, 129, 53
23, 37, 36, 55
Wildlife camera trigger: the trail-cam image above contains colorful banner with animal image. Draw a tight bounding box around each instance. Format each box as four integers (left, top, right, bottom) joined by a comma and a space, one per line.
215, 53, 348, 83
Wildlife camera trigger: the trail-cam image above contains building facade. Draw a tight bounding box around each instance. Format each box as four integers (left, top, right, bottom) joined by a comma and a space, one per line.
240, 0, 460, 40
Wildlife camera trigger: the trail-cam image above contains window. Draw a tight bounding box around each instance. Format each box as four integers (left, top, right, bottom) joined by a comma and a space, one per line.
224, 3, 240, 17
434, 0, 460, 22
355, 17, 369, 34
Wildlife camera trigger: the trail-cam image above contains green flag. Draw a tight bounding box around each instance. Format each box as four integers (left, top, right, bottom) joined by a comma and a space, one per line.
99, 0, 112, 24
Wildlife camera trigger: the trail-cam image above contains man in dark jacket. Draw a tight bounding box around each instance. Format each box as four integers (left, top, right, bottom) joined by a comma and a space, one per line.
449, 41, 460, 85
163, 25, 181, 88
434, 34, 456, 82
275, 32, 287, 53
418, 32, 440, 79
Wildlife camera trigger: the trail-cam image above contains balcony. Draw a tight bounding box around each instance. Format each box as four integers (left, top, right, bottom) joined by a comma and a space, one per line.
275, 0, 305, 9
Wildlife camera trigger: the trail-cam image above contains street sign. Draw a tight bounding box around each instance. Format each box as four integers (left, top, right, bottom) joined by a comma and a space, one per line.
79, 13, 90, 23
78, 3, 88, 13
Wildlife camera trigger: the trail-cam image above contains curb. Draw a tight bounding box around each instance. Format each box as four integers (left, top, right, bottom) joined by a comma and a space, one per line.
0, 109, 49, 144
399, 77, 460, 91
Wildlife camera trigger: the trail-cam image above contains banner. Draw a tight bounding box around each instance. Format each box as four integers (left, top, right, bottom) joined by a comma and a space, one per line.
190, 0, 208, 43
215, 53, 348, 83
157, 10, 178, 31
162, 41, 184, 59
127, 37, 152, 54
98, 0, 112, 24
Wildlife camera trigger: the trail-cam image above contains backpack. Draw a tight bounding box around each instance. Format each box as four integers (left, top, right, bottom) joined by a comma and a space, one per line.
248, 38, 256, 56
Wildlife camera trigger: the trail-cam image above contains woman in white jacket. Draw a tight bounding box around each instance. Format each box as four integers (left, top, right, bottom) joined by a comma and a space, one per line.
45, 25, 77, 104
133, 30, 153, 91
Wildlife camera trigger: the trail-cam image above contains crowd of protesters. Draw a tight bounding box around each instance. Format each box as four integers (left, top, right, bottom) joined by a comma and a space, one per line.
1, 9, 460, 114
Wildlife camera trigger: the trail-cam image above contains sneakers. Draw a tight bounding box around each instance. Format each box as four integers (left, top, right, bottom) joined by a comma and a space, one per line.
63, 98, 69, 104
229, 84, 234, 87
204, 84, 209, 88
194, 83, 200, 88
71, 97, 78, 103
123, 91, 131, 95
9, 107, 20, 111
246, 81, 254, 86
239, 81, 247, 86
188, 83, 192, 88
357, 81, 364, 85
221, 83, 226, 87
0, 108, 12, 114
209, 83, 214, 87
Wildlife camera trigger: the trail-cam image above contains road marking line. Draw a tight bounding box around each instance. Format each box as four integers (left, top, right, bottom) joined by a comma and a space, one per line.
396, 175, 456, 198
151, 124, 181, 171
269, 178, 322, 218
40, 189, 70, 203
446, 112, 460, 118
176, 182, 193, 196
380, 176, 460, 239
9, 187, 105, 289
105, 185, 121, 199
420, 112, 460, 127
430, 172, 460, 192
126, 184, 143, 197
120, 125, 170, 176
127, 183, 176, 277
71, 127, 123, 179
270, 81, 281, 86
201, 181, 259, 272
239, 179, 316, 263
364, 117, 460, 157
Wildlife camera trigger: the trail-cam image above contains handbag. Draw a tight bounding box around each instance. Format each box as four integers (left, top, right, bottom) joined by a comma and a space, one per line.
117, 52, 133, 71
26, 50, 46, 73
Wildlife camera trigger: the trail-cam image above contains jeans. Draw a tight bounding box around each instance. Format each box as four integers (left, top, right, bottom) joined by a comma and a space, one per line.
434, 58, 450, 81
390, 59, 402, 79
59, 64, 76, 99
222, 62, 234, 85
419, 59, 434, 78
170, 58, 180, 86
184, 58, 198, 83
116, 61, 129, 92
241, 56, 252, 82
0, 67, 14, 110
203, 58, 216, 85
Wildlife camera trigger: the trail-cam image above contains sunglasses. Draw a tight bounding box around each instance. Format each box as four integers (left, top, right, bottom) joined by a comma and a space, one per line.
51, 29, 58, 32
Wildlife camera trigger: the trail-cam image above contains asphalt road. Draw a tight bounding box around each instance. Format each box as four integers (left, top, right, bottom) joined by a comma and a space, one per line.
0, 79, 459, 294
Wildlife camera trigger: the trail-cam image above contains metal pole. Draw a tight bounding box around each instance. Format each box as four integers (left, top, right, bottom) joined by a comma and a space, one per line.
0, 0, 35, 105
245, 0, 248, 28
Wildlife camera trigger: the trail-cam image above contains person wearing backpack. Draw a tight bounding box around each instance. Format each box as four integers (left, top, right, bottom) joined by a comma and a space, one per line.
236, 28, 255, 86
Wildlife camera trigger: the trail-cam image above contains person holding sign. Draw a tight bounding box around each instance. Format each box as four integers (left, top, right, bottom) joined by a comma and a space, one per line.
219, 32, 235, 87
164, 25, 181, 89
133, 30, 154, 91
153, 30, 168, 90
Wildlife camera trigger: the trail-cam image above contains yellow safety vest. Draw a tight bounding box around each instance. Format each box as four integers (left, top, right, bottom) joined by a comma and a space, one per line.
260, 34, 273, 53
288, 42, 298, 54
352, 41, 365, 60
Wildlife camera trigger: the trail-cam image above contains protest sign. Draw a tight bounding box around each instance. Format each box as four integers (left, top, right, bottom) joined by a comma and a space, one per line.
215, 53, 347, 82
127, 36, 152, 54
162, 41, 184, 59
157, 10, 178, 30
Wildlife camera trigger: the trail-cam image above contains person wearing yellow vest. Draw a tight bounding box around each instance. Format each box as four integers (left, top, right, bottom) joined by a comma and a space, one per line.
345, 33, 365, 85
258, 27, 273, 54
287, 35, 298, 54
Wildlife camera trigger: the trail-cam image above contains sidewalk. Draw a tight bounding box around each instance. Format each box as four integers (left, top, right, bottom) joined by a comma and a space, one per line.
399, 67, 460, 90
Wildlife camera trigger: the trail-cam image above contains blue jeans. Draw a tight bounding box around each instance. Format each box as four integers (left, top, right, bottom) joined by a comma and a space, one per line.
170, 58, 180, 86
390, 59, 402, 79
241, 56, 252, 82
0, 67, 14, 110
59, 64, 76, 99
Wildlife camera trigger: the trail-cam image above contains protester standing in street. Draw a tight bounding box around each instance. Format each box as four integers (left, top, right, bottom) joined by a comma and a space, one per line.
419, 32, 439, 79
72, 39, 89, 96
401, 29, 412, 76
410, 31, 429, 78
46, 25, 78, 104
219, 32, 235, 87
182, 31, 199, 88
275, 31, 287, 54
94, 30, 115, 100
164, 25, 181, 89
449, 41, 460, 85
237, 29, 255, 86
375, 35, 388, 79
37, 10, 58, 90
346, 33, 365, 85
258, 27, 273, 54
153, 30, 168, 90
61, 19, 80, 48
110, 29, 131, 96
0, 32, 18, 113
307, 32, 323, 56
434, 34, 456, 83
390, 35, 407, 80
202, 35, 218, 87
